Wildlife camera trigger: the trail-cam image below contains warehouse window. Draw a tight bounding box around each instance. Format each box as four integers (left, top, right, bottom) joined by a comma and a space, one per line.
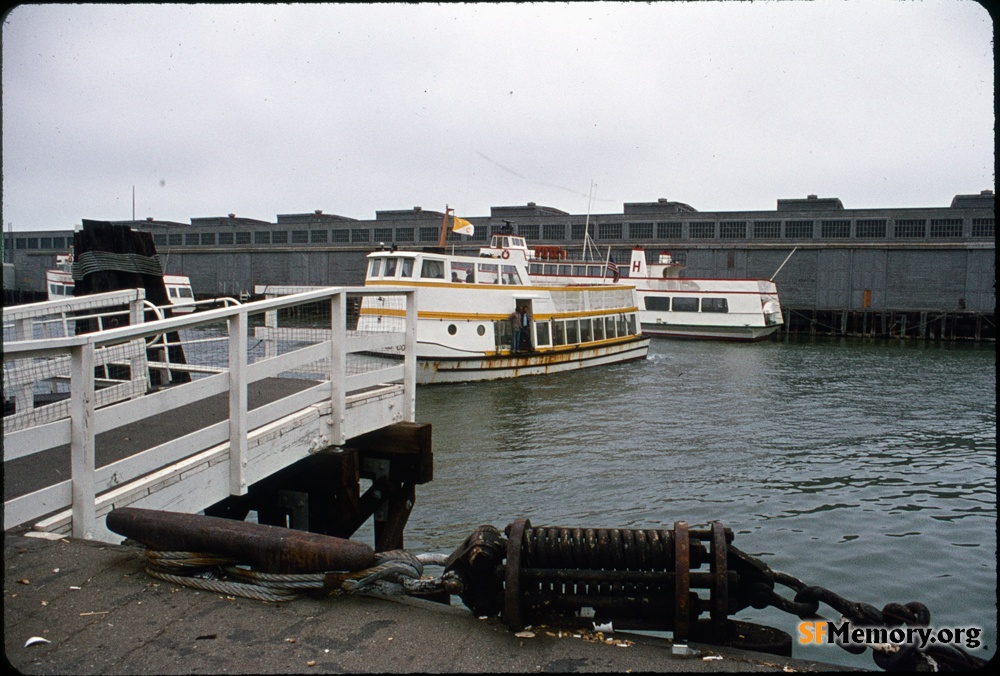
752, 221, 781, 239
894, 220, 926, 238
719, 221, 747, 239
689, 222, 716, 239
571, 223, 588, 240
255, 231, 271, 244
351, 229, 370, 243
629, 222, 654, 239
395, 228, 414, 242
153, 234, 167, 246
185, 233, 199, 245
291, 230, 309, 244
930, 219, 963, 238
419, 227, 439, 242
235, 232, 252, 245
330, 229, 349, 243
821, 220, 851, 238
657, 222, 682, 240
373, 228, 393, 243
201, 233, 216, 245
218, 232, 234, 245
855, 220, 887, 238
519, 224, 540, 240
272, 231, 288, 244
311, 229, 329, 243
543, 224, 566, 240
785, 220, 814, 239
971, 218, 994, 238
598, 223, 623, 240
169, 233, 183, 246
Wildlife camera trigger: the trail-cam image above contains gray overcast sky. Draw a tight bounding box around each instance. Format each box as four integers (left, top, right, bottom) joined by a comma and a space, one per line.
1, 1, 994, 232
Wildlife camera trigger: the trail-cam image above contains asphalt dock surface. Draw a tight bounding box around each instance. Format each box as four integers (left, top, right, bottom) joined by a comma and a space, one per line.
4, 530, 854, 674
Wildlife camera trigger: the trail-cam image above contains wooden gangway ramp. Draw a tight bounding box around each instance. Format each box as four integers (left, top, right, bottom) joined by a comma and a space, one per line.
3, 286, 417, 543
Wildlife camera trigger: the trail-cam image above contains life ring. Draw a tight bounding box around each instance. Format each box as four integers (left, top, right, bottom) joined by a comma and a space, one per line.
501, 250, 510, 259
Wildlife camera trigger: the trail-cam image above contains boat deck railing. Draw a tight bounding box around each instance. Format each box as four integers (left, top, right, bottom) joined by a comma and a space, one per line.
3, 286, 417, 540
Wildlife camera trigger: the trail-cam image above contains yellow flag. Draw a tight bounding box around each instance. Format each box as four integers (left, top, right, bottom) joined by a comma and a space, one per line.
452, 216, 475, 236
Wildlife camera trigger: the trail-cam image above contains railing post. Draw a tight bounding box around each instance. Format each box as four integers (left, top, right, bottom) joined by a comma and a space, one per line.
13, 317, 34, 415
264, 304, 278, 360
128, 291, 147, 399
228, 309, 249, 495
70, 341, 96, 539
330, 291, 346, 445
403, 290, 417, 421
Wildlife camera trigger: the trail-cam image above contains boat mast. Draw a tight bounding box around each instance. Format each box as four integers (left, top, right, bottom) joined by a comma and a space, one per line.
582, 181, 599, 262
770, 247, 798, 281
438, 205, 453, 247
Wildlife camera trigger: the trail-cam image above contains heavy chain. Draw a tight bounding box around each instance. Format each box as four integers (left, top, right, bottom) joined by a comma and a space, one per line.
748, 554, 987, 671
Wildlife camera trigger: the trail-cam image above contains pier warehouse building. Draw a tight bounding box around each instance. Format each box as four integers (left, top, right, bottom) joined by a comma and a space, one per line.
4, 190, 994, 341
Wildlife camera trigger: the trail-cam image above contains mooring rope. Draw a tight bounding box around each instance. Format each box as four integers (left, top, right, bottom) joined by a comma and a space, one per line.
141, 548, 453, 603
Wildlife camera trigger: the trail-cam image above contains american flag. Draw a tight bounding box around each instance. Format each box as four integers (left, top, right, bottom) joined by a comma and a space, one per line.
607, 257, 620, 283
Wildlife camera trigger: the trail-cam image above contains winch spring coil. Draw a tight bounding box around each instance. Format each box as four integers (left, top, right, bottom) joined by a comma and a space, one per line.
502, 519, 732, 640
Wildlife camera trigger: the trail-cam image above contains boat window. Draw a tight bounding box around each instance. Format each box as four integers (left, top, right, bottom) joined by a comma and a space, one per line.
573, 265, 587, 276
552, 321, 566, 346
368, 258, 383, 277
645, 296, 671, 312
420, 259, 445, 279
672, 297, 699, 312
502, 237, 510, 248
626, 314, 637, 335
558, 265, 571, 275
587, 266, 602, 276
535, 321, 551, 347
593, 318, 605, 341
400, 257, 415, 277
543, 264, 556, 275
616, 314, 627, 336
178, 287, 193, 298
565, 319, 579, 344
384, 258, 398, 277
529, 263, 542, 275
701, 298, 728, 313
452, 261, 474, 283
49, 284, 58, 295
477, 262, 499, 284
513, 238, 525, 248
604, 316, 617, 338
169, 288, 178, 298
580, 318, 593, 343
501, 265, 521, 285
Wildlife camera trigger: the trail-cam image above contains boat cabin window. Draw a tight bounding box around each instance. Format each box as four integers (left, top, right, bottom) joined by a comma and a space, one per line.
626, 314, 637, 335
535, 321, 551, 347
672, 297, 699, 312
512, 237, 525, 248
579, 318, 593, 342
604, 316, 617, 338
551, 321, 566, 346
565, 319, 579, 344
573, 265, 586, 276
400, 257, 415, 278
451, 261, 474, 283
645, 296, 671, 312
701, 298, 728, 313
616, 314, 627, 336
420, 259, 445, 279
169, 288, 178, 298
501, 264, 522, 285
368, 258, 383, 277
178, 287, 193, 298
587, 266, 602, 277
477, 262, 499, 284
593, 317, 605, 340
529, 263, 542, 275
543, 264, 557, 275
384, 258, 398, 277
558, 265, 571, 275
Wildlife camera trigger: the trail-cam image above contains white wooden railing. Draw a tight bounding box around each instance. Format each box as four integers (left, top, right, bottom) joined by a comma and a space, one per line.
3, 287, 417, 540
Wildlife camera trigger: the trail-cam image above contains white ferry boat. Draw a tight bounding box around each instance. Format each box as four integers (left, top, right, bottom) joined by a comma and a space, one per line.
358, 214, 649, 384
46, 253, 197, 313
523, 244, 784, 341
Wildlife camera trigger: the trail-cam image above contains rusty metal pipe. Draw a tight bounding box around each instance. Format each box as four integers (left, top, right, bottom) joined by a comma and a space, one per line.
106, 507, 376, 573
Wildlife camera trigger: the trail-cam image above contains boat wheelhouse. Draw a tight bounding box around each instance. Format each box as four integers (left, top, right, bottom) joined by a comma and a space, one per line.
479, 237, 783, 341
46, 253, 197, 313
358, 218, 649, 384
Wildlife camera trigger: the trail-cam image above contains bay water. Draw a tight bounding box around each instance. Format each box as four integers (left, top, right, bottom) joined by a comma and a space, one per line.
401, 337, 996, 668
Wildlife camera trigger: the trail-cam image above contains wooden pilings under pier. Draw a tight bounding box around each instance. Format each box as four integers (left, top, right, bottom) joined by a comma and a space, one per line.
780, 308, 995, 342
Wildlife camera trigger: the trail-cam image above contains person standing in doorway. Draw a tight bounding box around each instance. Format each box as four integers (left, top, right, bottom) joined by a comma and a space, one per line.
509, 306, 521, 353
520, 305, 531, 351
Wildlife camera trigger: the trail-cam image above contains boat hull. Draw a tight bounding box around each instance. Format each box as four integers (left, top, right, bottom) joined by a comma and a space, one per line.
414, 336, 650, 384
640, 321, 779, 341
